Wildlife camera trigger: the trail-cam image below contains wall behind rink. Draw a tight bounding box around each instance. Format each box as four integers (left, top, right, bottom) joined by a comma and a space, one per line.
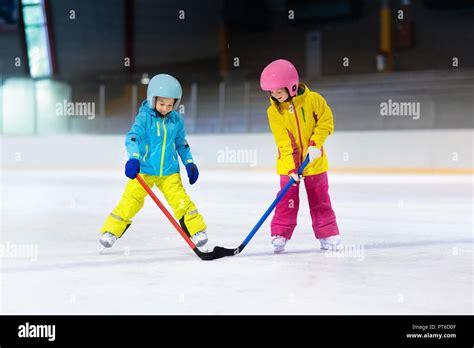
1, 69, 473, 136
1, 130, 472, 174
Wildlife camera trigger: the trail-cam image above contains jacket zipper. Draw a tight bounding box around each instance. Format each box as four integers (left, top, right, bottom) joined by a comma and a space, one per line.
160, 118, 167, 176
291, 103, 305, 163
143, 144, 149, 162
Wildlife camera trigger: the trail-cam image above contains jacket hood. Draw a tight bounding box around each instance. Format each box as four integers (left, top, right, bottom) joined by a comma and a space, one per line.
139, 99, 155, 114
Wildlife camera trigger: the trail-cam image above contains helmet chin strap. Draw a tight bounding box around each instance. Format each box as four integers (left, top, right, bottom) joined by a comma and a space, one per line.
270, 92, 291, 104
156, 110, 170, 118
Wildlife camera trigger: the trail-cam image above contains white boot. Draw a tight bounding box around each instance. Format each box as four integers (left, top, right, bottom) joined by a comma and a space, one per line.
320, 235, 343, 251
191, 231, 208, 247
272, 235, 288, 254
99, 232, 118, 248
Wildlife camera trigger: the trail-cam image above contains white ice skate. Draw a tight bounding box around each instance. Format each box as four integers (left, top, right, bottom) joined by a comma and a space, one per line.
320, 235, 343, 251
99, 232, 118, 248
272, 235, 288, 254
191, 231, 208, 247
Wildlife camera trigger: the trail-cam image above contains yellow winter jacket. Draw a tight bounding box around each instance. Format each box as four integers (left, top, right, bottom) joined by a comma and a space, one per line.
267, 84, 334, 176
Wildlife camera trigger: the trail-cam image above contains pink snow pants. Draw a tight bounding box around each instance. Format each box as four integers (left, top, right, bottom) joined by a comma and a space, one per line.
270, 171, 339, 240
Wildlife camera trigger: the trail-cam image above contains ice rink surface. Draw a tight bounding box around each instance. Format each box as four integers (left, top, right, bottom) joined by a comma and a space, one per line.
1, 169, 472, 314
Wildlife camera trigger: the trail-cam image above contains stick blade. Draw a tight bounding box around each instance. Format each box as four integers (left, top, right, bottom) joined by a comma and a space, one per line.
212, 246, 239, 259
196, 246, 239, 261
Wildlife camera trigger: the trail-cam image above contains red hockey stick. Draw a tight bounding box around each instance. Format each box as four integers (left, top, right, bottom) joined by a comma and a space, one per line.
135, 174, 236, 261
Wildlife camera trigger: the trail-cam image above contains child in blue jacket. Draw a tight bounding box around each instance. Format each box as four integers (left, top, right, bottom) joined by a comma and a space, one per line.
99, 74, 208, 248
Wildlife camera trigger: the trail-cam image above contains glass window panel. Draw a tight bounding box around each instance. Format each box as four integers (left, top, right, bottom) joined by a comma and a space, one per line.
2, 78, 35, 135
21, 0, 42, 5
25, 26, 51, 78
22, 5, 45, 25
36, 80, 71, 134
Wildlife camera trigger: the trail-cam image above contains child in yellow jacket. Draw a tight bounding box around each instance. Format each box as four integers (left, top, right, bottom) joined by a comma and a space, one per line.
260, 59, 342, 253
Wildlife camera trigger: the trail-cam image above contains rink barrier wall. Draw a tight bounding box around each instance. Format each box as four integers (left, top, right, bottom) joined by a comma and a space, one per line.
0, 130, 472, 174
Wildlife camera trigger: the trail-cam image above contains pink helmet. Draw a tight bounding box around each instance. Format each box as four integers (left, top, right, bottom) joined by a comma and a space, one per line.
260, 59, 299, 97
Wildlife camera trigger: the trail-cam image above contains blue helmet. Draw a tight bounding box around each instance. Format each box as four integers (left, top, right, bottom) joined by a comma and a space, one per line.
147, 74, 182, 110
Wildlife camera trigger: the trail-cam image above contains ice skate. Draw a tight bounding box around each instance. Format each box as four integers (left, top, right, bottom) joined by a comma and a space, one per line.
320, 235, 343, 251
272, 235, 288, 253
191, 231, 208, 247
99, 232, 118, 248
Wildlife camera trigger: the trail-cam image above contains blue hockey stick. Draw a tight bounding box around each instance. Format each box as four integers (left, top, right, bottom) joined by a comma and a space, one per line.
209, 155, 310, 259
236, 155, 310, 253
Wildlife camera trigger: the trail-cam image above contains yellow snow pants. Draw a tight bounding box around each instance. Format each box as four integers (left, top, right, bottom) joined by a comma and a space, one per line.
100, 173, 206, 238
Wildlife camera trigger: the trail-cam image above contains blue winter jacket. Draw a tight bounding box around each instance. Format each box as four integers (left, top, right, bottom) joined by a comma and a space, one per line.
125, 100, 193, 176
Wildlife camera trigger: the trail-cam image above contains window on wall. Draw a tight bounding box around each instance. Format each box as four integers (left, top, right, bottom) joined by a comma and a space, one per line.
21, 0, 52, 78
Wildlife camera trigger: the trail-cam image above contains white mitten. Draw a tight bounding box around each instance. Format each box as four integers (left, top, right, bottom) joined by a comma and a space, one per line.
289, 172, 303, 183
307, 146, 322, 162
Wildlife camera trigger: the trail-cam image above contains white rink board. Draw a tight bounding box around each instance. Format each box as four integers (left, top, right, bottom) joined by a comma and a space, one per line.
1, 130, 472, 171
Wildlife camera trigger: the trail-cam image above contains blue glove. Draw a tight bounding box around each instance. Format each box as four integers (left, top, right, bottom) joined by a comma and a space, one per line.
185, 163, 199, 185
125, 159, 140, 179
